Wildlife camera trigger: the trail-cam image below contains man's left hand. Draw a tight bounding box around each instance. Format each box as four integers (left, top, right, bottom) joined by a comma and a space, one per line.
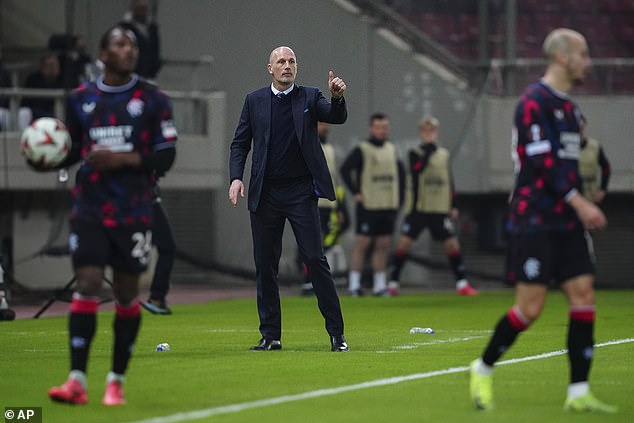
328, 70, 346, 99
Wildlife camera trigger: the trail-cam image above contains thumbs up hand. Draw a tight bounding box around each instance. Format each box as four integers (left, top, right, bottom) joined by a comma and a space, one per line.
328, 70, 346, 99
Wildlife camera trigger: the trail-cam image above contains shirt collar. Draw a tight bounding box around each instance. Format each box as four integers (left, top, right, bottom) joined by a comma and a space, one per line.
539, 79, 570, 100
368, 137, 386, 146
271, 83, 294, 96
97, 74, 139, 93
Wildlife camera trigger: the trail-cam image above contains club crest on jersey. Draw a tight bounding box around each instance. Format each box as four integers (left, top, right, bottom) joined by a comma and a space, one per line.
82, 102, 96, 114
127, 98, 144, 117
523, 257, 541, 280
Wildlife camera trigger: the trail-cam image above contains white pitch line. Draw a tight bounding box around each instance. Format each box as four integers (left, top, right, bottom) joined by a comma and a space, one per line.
128, 337, 634, 423
377, 335, 485, 353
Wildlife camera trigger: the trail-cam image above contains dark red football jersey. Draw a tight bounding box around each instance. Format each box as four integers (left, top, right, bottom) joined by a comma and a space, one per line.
508, 81, 583, 233
66, 75, 177, 227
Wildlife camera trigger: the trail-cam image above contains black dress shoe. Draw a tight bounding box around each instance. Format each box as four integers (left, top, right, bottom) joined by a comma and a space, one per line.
250, 338, 282, 351
330, 335, 349, 352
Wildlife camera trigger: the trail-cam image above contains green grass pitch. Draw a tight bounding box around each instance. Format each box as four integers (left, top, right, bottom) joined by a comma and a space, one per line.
1, 290, 633, 422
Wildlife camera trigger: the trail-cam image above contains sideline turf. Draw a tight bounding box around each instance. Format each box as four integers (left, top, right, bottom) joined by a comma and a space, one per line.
1, 290, 632, 423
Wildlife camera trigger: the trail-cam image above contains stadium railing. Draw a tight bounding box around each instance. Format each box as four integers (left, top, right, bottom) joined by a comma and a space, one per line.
478, 57, 634, 96
0, 87, 227, 192
0, 87, 216, 134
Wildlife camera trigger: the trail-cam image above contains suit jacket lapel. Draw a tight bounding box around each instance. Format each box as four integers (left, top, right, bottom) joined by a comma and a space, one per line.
291, 86, 305, 144
261, 90, 271, 147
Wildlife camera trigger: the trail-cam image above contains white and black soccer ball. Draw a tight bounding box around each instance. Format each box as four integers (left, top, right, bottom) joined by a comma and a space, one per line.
20, 117, 71, 169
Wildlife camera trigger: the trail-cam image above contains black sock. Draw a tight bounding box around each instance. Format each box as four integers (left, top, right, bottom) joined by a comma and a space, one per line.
390, 249, 408, 281
69, 296, 98, 373
112, 302, 141, 375
568, 307, 595, 384
482, 307, 529, 366
448, 251, 466, 280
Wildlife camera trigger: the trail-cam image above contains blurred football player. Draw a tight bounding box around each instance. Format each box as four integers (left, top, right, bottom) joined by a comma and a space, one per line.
47, 25, 177, 406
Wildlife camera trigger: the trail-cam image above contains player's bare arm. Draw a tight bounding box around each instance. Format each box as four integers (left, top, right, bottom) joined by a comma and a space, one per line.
568, 191, 606, 230
87, 150, 141, 171
592, 190, 606, 204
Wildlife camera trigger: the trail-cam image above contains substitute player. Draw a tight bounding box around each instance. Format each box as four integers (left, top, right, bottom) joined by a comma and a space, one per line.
340, 113, 404, 296
388, 116, 477, 296
578, 114, 611, 203
47, 26, 177, 406
469, 28, 616, 413
141, 181, 176, 314
301, 122, 349, 295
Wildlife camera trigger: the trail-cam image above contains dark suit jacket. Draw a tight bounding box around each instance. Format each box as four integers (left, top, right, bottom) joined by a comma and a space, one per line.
229, 84, 347, 212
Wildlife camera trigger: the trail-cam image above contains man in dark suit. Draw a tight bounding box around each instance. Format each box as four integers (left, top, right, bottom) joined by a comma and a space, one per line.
229, 46, 349, 352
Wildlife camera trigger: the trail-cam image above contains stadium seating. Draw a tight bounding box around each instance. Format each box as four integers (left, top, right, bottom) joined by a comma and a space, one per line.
388, 0, 634, 61
598, 0, 634, 12
420, 13, 458, 41
564, 0, 596, 13
384, 0, 634, 93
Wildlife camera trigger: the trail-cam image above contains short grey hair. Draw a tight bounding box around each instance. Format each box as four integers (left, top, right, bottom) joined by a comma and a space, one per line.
543, 28, 585, 62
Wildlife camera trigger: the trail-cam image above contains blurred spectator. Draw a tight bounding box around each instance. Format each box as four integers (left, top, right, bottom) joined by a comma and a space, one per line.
19, 53, 63, 129
120, 0, 162, 80
58, 35, 92, 89
0, 43, 12, 130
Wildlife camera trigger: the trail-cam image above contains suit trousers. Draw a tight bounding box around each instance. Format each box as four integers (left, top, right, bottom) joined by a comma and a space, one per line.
250, 178, 344, 340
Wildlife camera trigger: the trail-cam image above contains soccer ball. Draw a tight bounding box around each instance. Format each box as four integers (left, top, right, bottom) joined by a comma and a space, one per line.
20, 117, 71, 169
